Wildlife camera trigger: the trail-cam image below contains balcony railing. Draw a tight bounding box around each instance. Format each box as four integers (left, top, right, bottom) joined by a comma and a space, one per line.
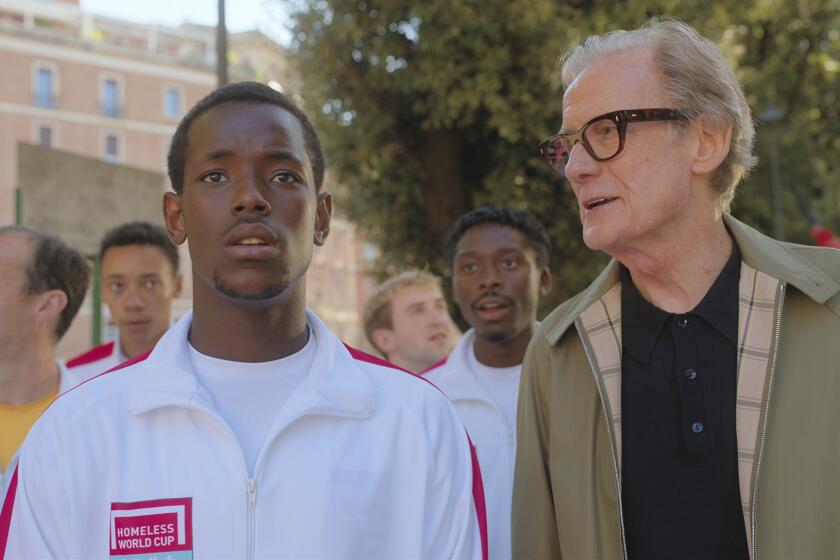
33, 92, 58, 109
100, 103, 124, 118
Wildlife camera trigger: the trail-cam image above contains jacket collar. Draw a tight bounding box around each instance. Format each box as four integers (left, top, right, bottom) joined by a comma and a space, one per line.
434, 327, 530, 410
127, 309, 375, 424
58, 360, 78, 394
723, 213, 839, 301
545, 214, 840, 346
434, 329, 497, 405
546, 259, 621, 346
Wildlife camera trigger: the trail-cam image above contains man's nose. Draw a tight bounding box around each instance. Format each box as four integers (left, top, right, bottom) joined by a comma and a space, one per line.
478, 267, 502, 291
232, 173, 271, 215
563, 141, 601, 183
123, 286, 145, 309
429, 307, 450, 325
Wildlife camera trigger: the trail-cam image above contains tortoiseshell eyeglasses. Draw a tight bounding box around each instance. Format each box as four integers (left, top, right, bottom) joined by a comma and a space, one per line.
538, 108, 693, 177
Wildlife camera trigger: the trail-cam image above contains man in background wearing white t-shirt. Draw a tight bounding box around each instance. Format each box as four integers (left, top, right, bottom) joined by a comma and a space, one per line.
3, 82, 486, 559
424, 206, 551, 559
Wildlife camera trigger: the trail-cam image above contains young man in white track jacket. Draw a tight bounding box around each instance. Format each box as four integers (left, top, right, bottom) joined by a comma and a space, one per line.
67, 222, 182, 382
1, 82, 486, 560
423, 207, 550, 559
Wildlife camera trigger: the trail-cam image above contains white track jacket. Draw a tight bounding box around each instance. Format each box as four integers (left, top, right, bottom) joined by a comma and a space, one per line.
1, 310, 487, 559
423, 330, 519, 560
66, 340, 126, 383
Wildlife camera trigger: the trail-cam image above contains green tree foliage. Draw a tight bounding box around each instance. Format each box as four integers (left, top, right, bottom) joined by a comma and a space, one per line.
285, 0, 840, 312
728, 0, 840, 242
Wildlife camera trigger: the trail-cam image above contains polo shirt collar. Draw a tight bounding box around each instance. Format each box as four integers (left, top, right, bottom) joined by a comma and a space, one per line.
621, 243, 740, 364
691, 242, 740, 346
620, 266, 670, 364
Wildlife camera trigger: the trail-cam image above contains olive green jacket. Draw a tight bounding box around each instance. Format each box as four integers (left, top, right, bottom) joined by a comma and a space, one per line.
512, 215, 840, 560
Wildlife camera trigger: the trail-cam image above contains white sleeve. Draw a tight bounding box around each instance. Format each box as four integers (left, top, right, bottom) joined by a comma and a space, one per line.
2, 418, 73, 559
423, 395, 486, 560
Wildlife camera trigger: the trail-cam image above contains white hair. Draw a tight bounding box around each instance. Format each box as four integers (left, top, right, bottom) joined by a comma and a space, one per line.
561, 17, 756, 211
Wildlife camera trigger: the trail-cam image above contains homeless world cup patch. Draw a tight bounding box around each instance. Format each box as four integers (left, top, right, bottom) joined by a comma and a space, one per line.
109, 497, 193, 559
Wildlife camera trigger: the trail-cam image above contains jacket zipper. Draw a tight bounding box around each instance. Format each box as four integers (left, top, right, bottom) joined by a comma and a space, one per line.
750, 282, 786, 560
244, 408, 362, 557
188, 402, 255, 559
577, 321, 628, 560
247, 478, 257, 559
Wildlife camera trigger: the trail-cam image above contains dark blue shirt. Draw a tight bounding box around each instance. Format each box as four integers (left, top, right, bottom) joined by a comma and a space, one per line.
620, 244, 748, 560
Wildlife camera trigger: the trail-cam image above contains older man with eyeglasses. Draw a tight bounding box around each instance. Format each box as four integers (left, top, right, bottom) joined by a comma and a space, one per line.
513, 17, 840, 560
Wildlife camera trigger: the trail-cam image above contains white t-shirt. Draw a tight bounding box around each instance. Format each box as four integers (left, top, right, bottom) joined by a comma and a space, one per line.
189, 328, 315, 475
466, 347, 521, 432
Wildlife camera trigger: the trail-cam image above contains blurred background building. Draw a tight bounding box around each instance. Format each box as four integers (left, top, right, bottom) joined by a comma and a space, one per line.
0, 0, 374, 357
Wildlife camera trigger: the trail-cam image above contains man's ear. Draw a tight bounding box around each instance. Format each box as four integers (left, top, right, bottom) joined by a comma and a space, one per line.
314, 192, 332, 246
35, 289, 68, 335
538, 266, 552, 297
371, 328, 396, 357
691, 118, 731, 177
163, 192, 187, 246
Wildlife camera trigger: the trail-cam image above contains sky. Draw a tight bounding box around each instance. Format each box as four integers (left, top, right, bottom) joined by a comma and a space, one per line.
80, 0, 291, 44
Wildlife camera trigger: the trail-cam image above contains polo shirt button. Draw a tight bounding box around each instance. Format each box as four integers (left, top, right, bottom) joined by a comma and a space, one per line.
685, 368, 698, 380
692, 422, 704, 434
677, 316, 689, 328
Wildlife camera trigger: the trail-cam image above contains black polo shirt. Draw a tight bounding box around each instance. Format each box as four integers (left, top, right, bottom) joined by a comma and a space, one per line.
620, 244, 749, 560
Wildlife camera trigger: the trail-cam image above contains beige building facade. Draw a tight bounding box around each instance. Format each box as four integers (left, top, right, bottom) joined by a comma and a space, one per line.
0, 0, 373, 358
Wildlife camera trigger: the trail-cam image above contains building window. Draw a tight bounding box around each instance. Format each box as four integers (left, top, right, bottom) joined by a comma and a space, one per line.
37, 125, 53, 147
103, 133, 120, 163
101, 77, 121, 117
164, 86, 182, 118
34, 65, 56, 108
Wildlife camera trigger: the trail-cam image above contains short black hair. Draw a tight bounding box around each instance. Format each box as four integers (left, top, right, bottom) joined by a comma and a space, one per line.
444, 206, 552, 268
0, 226, 91, 340
100, 221, 180, 275
167, 81, 325, 194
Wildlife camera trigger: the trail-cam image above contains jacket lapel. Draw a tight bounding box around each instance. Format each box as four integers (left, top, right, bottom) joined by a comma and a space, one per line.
575, 284, 623, 475
735, 263, 784, 556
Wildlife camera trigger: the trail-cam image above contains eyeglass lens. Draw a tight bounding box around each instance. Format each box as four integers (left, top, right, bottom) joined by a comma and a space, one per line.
546, 117, 621, 176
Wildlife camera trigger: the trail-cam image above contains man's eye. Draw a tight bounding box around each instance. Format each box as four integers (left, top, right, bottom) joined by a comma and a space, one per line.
201, 171, 228, 183
462, 263, 478, 273
143, 280, 159, 290
108, 282, 123, 293
270, 171, 300, 183
501, 258, 518, 269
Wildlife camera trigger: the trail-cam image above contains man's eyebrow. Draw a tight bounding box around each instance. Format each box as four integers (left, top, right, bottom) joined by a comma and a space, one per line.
265, 149, 298, 160
265, 150, 305, 167
205, 148, 235, 161
457, 246, 526, 258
